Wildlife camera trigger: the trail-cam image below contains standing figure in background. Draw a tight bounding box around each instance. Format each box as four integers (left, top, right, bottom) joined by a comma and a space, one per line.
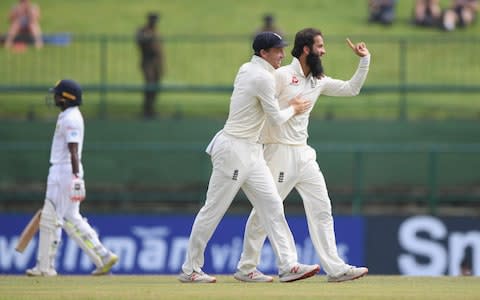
442, 0, 478, 31
255, 13, 284, 37
4, 0, 43, 49
413, 0, 442, 27
26, 79, 118, 276
368, 0, 398, 25
136, 12, 164, 119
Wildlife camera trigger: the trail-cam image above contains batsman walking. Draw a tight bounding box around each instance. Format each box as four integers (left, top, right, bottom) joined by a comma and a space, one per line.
178, 32, 320, 283
235, 28, 371, 283
25, 79, 118, 276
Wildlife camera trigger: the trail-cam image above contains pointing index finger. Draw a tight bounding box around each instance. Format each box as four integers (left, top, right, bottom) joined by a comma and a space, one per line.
346, 38, 355, 50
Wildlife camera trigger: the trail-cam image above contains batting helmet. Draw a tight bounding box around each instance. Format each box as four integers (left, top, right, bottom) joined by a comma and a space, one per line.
50, 79, 82, 106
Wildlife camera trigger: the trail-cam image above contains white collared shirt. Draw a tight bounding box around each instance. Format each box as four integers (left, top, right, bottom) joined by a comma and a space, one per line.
260, 55, 371, 145
223, 55, 295, 140
50, 106, 84, 164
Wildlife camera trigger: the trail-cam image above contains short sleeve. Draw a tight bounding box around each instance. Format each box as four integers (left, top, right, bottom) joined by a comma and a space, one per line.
64, 119, 82, 144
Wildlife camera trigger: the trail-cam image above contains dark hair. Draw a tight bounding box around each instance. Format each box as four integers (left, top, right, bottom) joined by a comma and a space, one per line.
264, 14, 274, 23
291, 28, 323, 58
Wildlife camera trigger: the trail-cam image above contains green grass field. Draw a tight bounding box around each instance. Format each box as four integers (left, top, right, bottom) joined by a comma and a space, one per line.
1, 275, 479, 300
1, 0, 479, 120
0, 0, 468, 36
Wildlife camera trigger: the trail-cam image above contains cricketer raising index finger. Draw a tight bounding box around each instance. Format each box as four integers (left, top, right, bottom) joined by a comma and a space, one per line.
346, 38, 369, 57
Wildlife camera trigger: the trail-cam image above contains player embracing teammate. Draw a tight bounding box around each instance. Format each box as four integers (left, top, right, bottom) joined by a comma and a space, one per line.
235, 28, 371, 283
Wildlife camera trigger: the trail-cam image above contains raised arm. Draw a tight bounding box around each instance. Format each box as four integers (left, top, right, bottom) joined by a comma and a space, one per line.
321, 38, 371, 97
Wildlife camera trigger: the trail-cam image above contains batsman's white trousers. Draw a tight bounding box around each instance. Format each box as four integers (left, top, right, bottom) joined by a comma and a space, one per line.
182, 131, 298, 275
44, 163, 108, 267
45, 163, 85, 224
237, 144, 350, 277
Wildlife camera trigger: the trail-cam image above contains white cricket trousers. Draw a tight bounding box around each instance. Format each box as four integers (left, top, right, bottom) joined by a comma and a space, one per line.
45, 163, 85, 225
44, 163, 108, 266
182, 131, 298, 275
237, 144, 350, 277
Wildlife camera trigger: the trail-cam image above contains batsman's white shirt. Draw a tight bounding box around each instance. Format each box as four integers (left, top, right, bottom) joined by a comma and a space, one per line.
238, 55, 371, 277
182, 55, 300, 275
50, 106, 84, 165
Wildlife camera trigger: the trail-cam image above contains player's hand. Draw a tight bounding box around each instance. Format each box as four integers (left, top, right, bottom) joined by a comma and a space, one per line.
70, 176, 86, 202
346, 38, 370, 57
289, 96, 312, 115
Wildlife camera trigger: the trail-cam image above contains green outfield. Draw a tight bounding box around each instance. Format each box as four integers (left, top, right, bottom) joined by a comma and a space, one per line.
0, 275, 479, 300
1, 0, 479, 120
0, 0, 464, 36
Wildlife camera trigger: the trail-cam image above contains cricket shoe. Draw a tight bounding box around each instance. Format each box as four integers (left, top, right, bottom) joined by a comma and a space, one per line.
26, 266, 57, 277
178, 271, 216, 283
327, 266, 368, 283
92, 252, 119, 276
279, 263, 320, 283
234, 269, 274, 283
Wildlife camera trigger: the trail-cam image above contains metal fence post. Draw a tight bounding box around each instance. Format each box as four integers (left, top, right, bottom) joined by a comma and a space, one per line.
399, 39, 408, 121
428, 149, 438, 215
352, 150, 364, 215
99, 35, 108, 119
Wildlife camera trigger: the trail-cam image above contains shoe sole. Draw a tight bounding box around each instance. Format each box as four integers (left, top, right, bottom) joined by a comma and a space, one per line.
26, 271, 57, 277
280, 265, 320, 283
178, 278, 217, 283
328, 269, 368, 283
233, 275, 274, 283
178, 273, 217, 283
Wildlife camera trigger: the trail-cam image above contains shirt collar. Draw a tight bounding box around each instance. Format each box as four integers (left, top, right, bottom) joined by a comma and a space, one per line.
291, 57, 305, 77
251, 55, 276, 73
290, 57, 317, 87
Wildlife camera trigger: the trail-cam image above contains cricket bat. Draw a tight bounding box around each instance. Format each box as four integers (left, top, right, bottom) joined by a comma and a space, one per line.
15, 209, 42, 253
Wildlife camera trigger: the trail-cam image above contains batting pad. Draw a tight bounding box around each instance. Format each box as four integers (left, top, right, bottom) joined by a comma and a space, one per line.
37, 201, 61, 272
63, 217, 107, 268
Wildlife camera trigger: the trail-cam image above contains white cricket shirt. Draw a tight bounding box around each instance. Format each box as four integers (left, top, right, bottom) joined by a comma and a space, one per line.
50, 106, 84, 164
223, 55, 295, 141
260, 55, 371, 145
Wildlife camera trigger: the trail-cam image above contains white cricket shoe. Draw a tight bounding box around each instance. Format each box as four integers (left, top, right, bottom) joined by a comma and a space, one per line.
91, 252, 119, 276
26, 266, 57, 277
279, 264, 320, 283
234, 269, 274, 283
178, 271, 216, 283
327, 266, 368, 283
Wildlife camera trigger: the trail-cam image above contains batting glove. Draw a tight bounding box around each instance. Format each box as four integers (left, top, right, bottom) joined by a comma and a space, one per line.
70, 176, 86, 202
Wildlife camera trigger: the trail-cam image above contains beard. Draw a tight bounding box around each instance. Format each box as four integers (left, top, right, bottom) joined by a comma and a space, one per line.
306, 52, 324, 78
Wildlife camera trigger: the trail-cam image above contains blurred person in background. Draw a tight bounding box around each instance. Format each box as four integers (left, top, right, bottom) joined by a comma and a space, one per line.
413, 0, 442, 27
368, 0, 398, 25
235, 28, 370, 283
254, 13, 284, 37
442, 0, 478, 31
4, 0, 43, 49
26, 79, 118, 276
136, 12, 164, 119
